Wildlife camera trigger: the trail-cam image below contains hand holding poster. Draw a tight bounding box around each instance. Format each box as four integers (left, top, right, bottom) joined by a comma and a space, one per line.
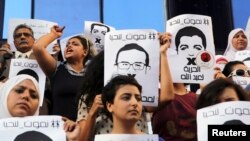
0, 116, 66, 141
104, 29, 159, 106
166, 14, 216, 83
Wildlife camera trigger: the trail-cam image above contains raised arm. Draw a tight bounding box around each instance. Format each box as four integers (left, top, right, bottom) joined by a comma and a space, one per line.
32, 25, 64, 77
78, 94, 104, 141
159, 32, 175, 106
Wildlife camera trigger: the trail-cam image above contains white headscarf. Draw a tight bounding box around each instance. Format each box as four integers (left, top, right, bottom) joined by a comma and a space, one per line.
0, 74, 41, 118
223, 28, 249, 61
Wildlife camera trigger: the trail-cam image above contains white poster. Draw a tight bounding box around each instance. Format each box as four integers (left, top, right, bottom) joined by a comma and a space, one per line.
166, 14, 216, 83
95, 134, 159, 141
0, 116, 66, 141
235, 50, 250, 68
8, 18, 58, 53
197, 101, 250, 141
8, 59, 46, 106
84, 21, 115, 53
104, 29, 159, 106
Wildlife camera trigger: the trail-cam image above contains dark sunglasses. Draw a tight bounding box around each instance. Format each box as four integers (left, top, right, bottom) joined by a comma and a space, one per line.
228, 69, 250, 77
14, 32, 33, 39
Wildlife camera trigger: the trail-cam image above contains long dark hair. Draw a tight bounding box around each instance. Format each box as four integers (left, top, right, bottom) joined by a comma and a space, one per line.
77, 50, 104, 107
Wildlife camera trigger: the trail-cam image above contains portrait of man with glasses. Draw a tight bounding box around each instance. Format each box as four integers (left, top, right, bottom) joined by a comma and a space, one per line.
114, 43, 151, 78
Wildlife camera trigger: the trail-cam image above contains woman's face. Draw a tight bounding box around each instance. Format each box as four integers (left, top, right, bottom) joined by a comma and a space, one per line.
232, 31, 248, 51
107, 84, 142, 123
218, 87, 240, 103
7, 79, 39, 117
64, 38, 87, 60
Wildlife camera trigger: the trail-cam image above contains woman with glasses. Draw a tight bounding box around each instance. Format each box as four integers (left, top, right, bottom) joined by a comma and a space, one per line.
222, 61, 250, 78
33, 25, 97, 121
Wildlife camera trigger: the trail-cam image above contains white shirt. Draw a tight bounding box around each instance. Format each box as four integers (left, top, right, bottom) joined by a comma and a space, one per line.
15, 50, 32, 59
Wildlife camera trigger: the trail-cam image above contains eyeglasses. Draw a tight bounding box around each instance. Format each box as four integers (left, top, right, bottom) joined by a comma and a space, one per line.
14, 32, 33, 39
116, 62, 146, 70
228, 69, 250, 77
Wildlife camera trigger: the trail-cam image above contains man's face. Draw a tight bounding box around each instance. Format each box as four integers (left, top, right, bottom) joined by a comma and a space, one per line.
178, 35, 204, 57
13, 28, 34, 53
116, 49, 147, 77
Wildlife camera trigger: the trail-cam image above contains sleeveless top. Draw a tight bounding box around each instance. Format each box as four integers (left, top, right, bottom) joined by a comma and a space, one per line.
50, 63, 83, 121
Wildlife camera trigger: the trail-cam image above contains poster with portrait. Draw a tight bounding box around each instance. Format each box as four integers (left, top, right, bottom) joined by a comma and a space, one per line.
59, 33, 84, 61
95, 134, 158, 141
84, 21, 116, 54
166, 14, 216, 83
8, 59, 46, 106
0, 116, 66, 141
197, 101, 250, 141
8, 18, 58, 53
104, 29, 159, 106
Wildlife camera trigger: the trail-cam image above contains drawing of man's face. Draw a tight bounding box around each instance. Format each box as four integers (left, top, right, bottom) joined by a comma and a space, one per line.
115, 43, 150, 78
175, 26, 206, 58
90, 23, 110, 52
178, 35, 204, 57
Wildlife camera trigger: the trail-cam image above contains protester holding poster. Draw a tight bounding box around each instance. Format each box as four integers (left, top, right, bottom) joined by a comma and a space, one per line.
151, 33, 197, 141
77, 51, 149, 141
0, 74, 80, 141
33, 25, 96, 121
99, 75, 164, 141
223, 28, 249, 61
0, 74, 40, 118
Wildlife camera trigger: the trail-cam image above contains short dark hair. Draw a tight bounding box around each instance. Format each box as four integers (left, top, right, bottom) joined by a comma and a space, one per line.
13, 24, 34, 39
222, 61, 245, 77
17, 69, 39, 82
14, 131, 52, 141
175, 26, 206, 53
101, 75, 142, 119
90, 23, 110, 33
196, 78, 249, 109
115, 43, 150, 66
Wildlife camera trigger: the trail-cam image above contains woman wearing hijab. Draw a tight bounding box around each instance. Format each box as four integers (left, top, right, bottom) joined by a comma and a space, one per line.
223, 28, 249, 61
0, 74, 80, 141
0, 74, 40, 118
